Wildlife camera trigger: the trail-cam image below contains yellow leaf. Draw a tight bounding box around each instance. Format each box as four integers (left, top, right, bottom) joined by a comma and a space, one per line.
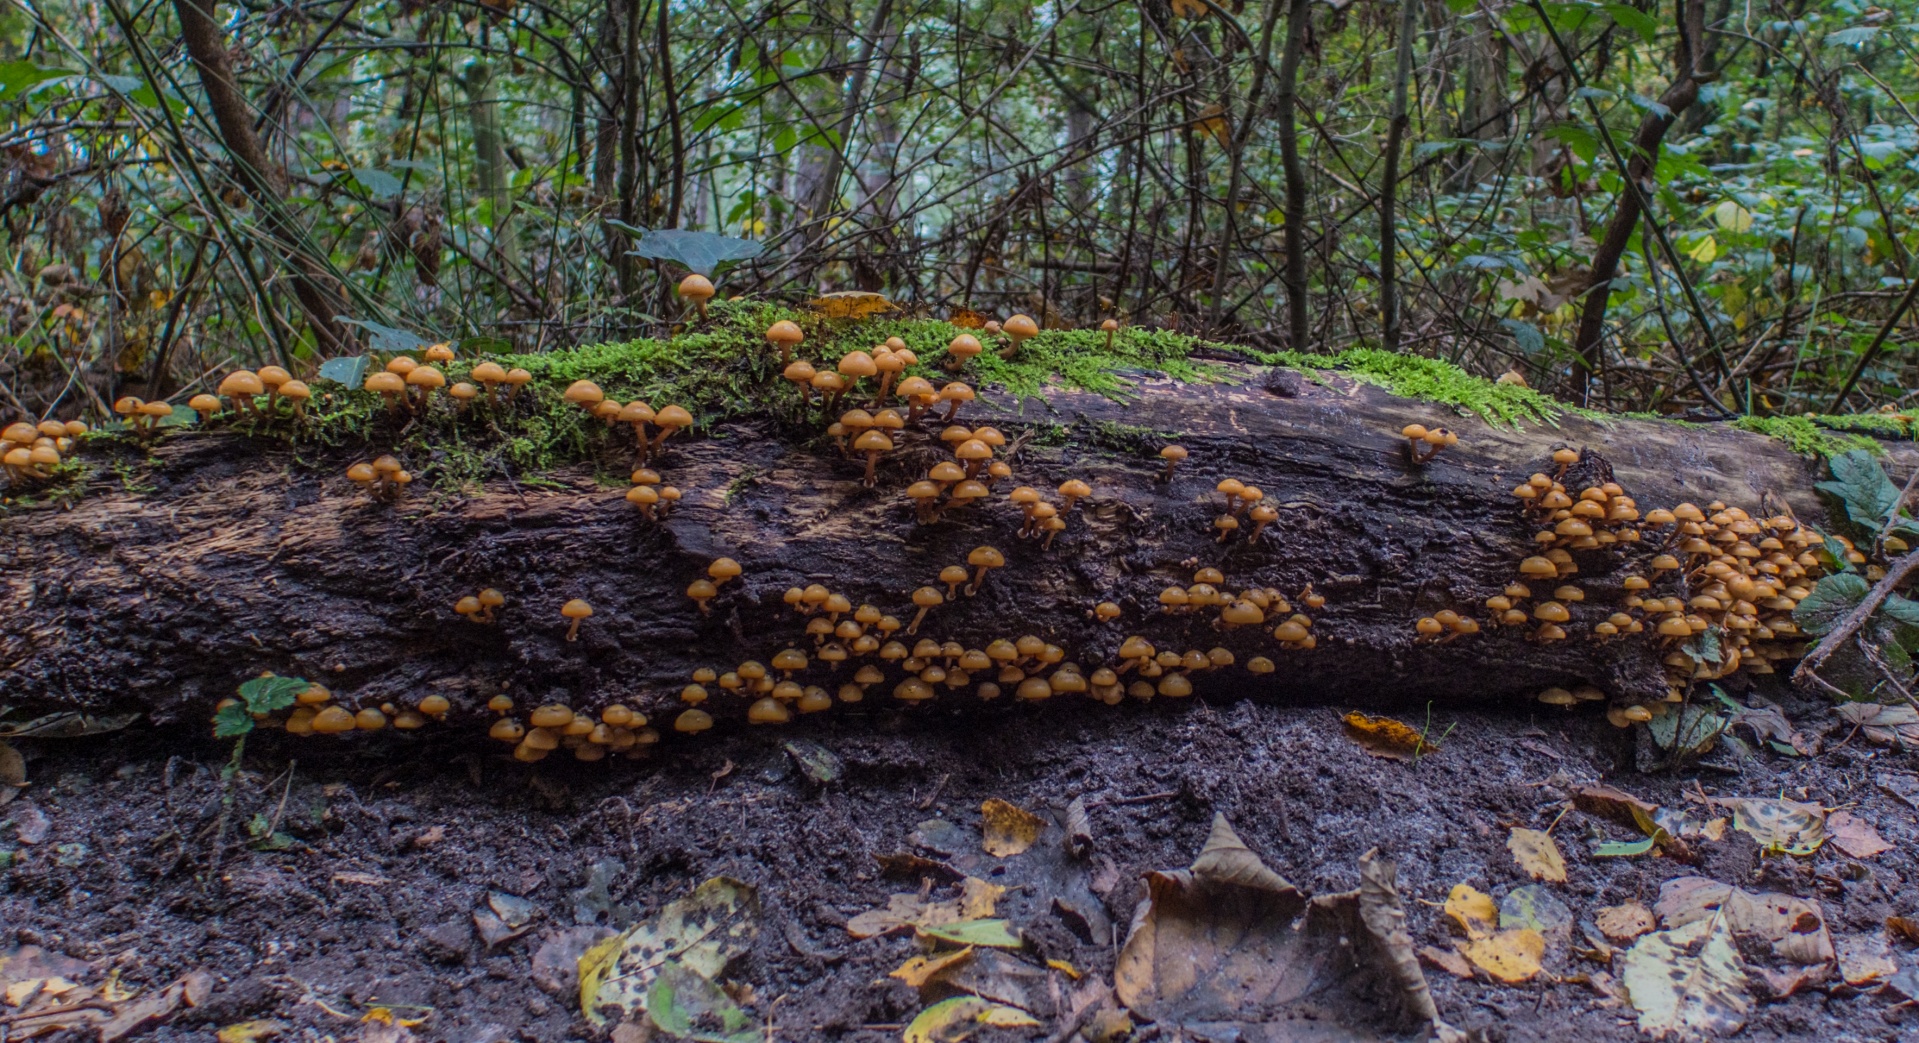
1712, 200, 1753, 232
1045, 958, 1081, 979
1595, 901, 1656, 943
1342, 711, 1438, 761
1444, 884, 1497, 940
1685, 234, 1718, 264
1169, 0, 1209, 16
890, 948, 974, 988
806, 291, 897, 320
947, 308, 989, 329
1190, 104, 1231, 148
846, 877, 1005, 939
903, 996, 1038, 1043
980, 798, 1044, 857
1507, 828, 1567, 883
1460, 928, 1545, 984
217, 1020, 290, 1043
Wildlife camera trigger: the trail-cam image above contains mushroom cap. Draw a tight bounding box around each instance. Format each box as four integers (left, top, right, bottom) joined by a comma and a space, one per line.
950, 480, 988, 500
365, 371, 405, 394
939, 425, 973, 446
841, 410, 876, 431
971, 426, 1006, 447
1222, 600, 1265, 625
385, 356, 418, 375
1101, 318, 1119, 332
1552, 448, 1580, 464
113, 396, 143, 415
456, 596, 482, 616
257, 365, 292, 388
747, 697, 791, 724
948, 334, 983, 358
311, 706, 357, 733
928, 461, 966, 483
1160, 445, 1188, 461
372, 455, 403, 474
811, 372, 846, 392
939, 382, 975, 402
854, 430, 894, 452
529, 705, 575, 728
675, 709, 714, 733
561, 598, 594, 619
1249, 504, 1278, 523
424, 343, 455, 363
967, 545, 1005, 568
471, 361, 507, 383
504, 368, 532, 386
1009, 486, 1041, 504
218, 370, 265, 396
406, 365, 445, 389
708, 558, 742, 580
1401, 423, 1428, 439
2, 422, 35, 443
563, 380, 605, 406
687, 579, 718, 600
627, 485, 659, 506
874, 351, 906, 373
1058, 479, 1091, 498
1533, 601, 1571, 623
955, 439, 993, 461
765, 320, 804, 345
897, 376, 935, 398
346, 463, 376, 483
655, 404, 693, 428
1003, 314, 1038, 339
278, 381, 311, 401
913, 586, 944, 607
837, 351, 878, 378
873, 409, 905, 430
617, 401, 656, 424
594, 400, 624, 420
678, 273, 715, 300
783, 361, 817, 383
906, 480, 941, 500
187, 394, 221, 414
138, 402, 174, 419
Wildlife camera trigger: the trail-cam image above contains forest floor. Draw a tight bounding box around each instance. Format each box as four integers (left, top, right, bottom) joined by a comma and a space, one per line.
1, 687, 1916, 1043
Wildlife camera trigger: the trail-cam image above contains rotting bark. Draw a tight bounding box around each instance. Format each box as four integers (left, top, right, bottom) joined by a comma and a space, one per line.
0, 366, 1866, 735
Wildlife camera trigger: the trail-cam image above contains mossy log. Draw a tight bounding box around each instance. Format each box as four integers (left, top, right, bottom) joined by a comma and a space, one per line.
0, 363, 1890, 735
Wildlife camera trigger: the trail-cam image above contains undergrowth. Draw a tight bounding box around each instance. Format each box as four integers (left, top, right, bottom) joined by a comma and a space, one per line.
55, 300, 1918, 494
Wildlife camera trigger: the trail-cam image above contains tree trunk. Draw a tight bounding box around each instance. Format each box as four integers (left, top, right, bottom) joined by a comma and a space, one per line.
0, 365, 1855, 737
172, 0, 350, 355
1379, 0, 1419, 352
1274, 0, 1312, 350
1570, 0, 1705, 404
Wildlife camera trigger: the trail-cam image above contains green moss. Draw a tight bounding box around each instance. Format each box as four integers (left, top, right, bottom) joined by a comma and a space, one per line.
1732, 415, 1885, 459
1805, 412, 1917, 441
1243, 346, 1591, 428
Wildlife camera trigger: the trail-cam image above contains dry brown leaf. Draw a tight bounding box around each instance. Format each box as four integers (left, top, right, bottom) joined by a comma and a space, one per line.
1887, 916, 1919, 944
1190, 104, 1231, 147
1444, 884, 1497, 940
1654, 876, 1834, 998
947, 309, 988, 329
1507, 828, 1567, 883
1825, 810, 1890, 859
1342, 711, 1438, 761
1169, 0, 1209, 15
0, 740, 24, 790
1570, 783, 1661, 831
1460, 929, 1545, 984
979, 799, 1044, 858
1114, 815, 1455, 1040
890, 947, 975, 989
1418, 945, 1474, 980
1595, 901, 1655, 943
806, 290, 896, 320
845, 877, 1004, 938
1834, 932, 1896, 987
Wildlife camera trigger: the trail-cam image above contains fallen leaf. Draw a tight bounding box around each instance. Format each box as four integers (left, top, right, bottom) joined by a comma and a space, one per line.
1169, 0, 1209, 16
410, 826, 446, 849
1825, 810, 1890, 858
891, 948, 975, 988
1507, 828, 1567, 883
1593, 836, 1659, 858
783, 740, 842, 784
1342, 711, 1438, 761
1715, 797, 1826, 856
917, 919, 1022, 949
1460, 929, 1545, 984
806, 290, 896, 320
1620, 917, 1750, 1037
1887, 916, 1919, 944
645, 960, 755, 1043
1499, 885, 1572, 944
472, 909, 528, 949
217, 1020, 290, 1043
488, 891, 538, 927
1419, 945, 1474, 979
332, 871, 390, 887
1836, 702, 1919, 748
930, 948, 1058, 1017
846, 877, 1005, 938
979, 798, 1043, 858
947, 309, 988, 329
1653, 876, 1834, 997
1571, 784, 1661, 832
1114, 815, 1455, 1040
1190, 104, 1231, 147
0, 740, 24, 790
1444, 884, 1498, 940
579, 877, 760, 1026
1878, 771, 1919, 810
902, 996, 1037, 1043
13, 804, 48, 845
1596, 901, 1656, 943
1835, 932, 1896, 986
1045, 958, 1080, 979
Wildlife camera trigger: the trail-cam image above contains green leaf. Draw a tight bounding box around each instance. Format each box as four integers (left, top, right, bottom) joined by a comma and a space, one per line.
351, 168, 404, 199
916, 919, 1022, 948
625, 228, 764, 275
238, 674, 309, 715
645, 961, 757, 1043
1815, 449, 1901, 533
1593, 836, 1658, 857
783, 740, 842, 784
334, 316, 433, 354
1881, 593, 1919, 628
1546, 123, 1599, 165
1680, 627, 1723, 665
0, 61, 70, 100
316, 355, 372, 387
1647, 705, 1727, 759
1795, 573, 1869, 636
1500, 318, 1544, 354
213, 702, 255, 739
1602, 3, 1658, 42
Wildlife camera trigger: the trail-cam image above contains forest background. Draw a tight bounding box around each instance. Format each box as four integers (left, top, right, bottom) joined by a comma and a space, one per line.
0, 0, 1909, 421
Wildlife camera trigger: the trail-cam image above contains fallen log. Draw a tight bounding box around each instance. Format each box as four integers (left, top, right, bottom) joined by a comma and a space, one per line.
0, 340, 1896, 753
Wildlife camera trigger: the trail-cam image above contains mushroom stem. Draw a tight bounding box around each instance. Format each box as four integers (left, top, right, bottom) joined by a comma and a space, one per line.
1161, 458, 1177, 482
1043, 527, 1061, 551
964, 567, 987, 596
876, 371, 896, 405
906, 605, 933, 635
565, 618, 584, 642
942, 399, 962, 423
863, 450, 882, 487
1249, 518, 1272, 542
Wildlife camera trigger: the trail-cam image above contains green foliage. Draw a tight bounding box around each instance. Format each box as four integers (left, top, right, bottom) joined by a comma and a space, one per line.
1794, 573, 1868, 637
214, 673, 309, 739
1814, 448, 1917, 536
1735, 417, 1883, 460
1250, 347, 1582, 427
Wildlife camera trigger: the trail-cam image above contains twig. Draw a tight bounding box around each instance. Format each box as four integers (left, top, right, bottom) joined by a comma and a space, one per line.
1086, 790, 1179, 809
1794, 551, 1919, 688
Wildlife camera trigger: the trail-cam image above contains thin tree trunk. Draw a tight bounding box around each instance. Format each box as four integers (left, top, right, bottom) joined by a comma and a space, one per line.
1274, 0, 1312, 349
1208, 0, 1286, 331
656, 0, 685, 228
172, 0, 349, 353
807, 0, 894, 223
463, 62, 516, 270
615, 0, 641, 295
1570, 0, 1704, 403
1379, 0, 1419, 352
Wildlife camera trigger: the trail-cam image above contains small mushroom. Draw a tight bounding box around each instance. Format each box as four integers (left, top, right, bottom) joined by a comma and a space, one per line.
687, 579, 718, 614
898, 377, 937, 422
1001, 314, 1038, 358
946, 334, 983, 372
855, 430, 894, 487
1058, 479, 1091, 511
564, 380, 605, 414
1159, 445, 1187, 482
652, 404, 692, 453
939, 382, 975, 422
504, 368, 533, 402
1101, 318, 1120, 350
765, 320, 804, 364
964, 545, 1004, 595
406, 365, 445, 412
678, 273, 716, 319
477, 588, 505, 621
561, 598, 594, 641
219, 370, 265, 416
471, 361, 508, 403
188, 394, 221, 422
1247, 503, 1278, 542
365, 370, 406, 411
708, 558, 742, 587
279, 380, 312, 421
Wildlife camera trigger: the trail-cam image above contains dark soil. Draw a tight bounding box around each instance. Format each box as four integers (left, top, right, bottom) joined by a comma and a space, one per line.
3, 691, 1916, 1042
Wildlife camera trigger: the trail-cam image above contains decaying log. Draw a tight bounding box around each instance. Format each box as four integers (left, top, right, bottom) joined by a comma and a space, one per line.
0, 363, 1881, 736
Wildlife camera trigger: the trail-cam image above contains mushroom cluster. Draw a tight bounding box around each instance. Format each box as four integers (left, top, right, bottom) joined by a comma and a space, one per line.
487, 697, 660, 762
454, 588, 507, 623
1156, 566, 1325, 649
1, 418, 81, 487
626, 467, 684, 520
345, 455, 413, 500
259, 683, 459, 740
1400, 423, 1458, 464
1210, 478, 1272, 543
